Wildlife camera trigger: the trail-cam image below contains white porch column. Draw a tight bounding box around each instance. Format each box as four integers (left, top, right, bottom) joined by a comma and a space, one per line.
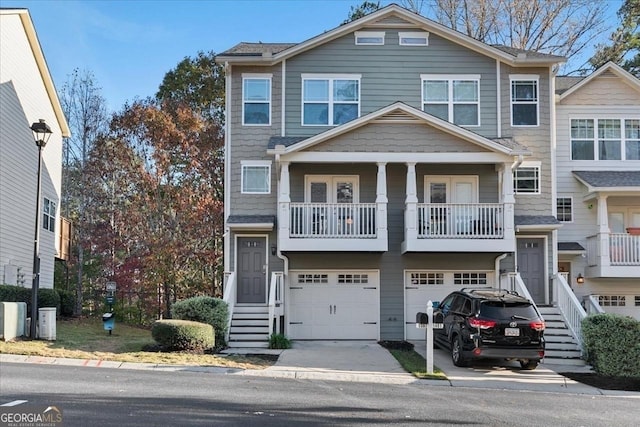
405, 162, 418, 241
501, 164, 515, 237
278, 162, 291, 244
596, 194, 610, 267
376, 162, 388, 241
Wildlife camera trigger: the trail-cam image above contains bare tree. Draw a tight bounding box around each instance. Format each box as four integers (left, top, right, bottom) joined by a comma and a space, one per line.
426, 0, 607, 73
400, 0, 428, 15
59, 69, 109, 316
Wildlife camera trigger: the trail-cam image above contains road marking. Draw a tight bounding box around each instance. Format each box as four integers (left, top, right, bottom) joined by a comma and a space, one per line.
1, 400, 28, 407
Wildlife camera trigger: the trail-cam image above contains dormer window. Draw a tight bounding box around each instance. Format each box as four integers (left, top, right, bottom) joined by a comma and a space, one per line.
399, 32, 429, 46
354, 31, 385, 45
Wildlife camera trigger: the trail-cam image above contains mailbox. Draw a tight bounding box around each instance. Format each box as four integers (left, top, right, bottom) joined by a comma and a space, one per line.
432, 311, 444, 329
416, 312, 429, 328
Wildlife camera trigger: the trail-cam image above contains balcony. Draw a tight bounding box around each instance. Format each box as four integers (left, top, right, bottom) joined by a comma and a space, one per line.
586, 233, 640, 278
278, 202, 388, 251
402, 202, 515, 252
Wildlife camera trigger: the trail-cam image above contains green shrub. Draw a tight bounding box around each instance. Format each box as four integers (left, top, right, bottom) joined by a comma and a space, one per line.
57, 289, 76, 317
269, 333, 291, 349
0, 284, 61, 315
582, 313, 640, 377
151, 319, 215, 352
171, 296, 228, 346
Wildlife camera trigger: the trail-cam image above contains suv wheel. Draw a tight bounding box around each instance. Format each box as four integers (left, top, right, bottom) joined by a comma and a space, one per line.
519, 359, 539, 370
451, 335, 468, 367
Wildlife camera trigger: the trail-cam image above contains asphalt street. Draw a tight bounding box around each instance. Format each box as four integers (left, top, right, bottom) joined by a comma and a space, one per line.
1, 363, 638, 426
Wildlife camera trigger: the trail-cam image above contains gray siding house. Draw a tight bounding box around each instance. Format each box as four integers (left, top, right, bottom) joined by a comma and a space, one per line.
216, 5, 568, 348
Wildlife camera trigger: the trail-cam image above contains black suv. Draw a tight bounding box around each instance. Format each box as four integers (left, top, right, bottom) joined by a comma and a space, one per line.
433, 288, 545, 370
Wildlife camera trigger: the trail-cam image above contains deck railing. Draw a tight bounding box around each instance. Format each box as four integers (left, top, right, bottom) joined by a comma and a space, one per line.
289, 203, 377, 238
417, 203, 503, 239
222, 272, 236, 344
609, 233, 640, 265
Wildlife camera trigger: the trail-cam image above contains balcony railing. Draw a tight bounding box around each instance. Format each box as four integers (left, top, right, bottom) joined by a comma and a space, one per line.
289, 203, 377, 238
609, 233, 640, 265
417, 203, 503, 239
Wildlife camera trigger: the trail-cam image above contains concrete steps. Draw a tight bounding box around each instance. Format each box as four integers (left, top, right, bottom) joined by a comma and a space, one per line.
228, 305, 270, 349
537, 305, 587, 366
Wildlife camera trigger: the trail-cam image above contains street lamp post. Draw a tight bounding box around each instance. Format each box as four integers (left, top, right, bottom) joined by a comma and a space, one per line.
29, 119, 52, 339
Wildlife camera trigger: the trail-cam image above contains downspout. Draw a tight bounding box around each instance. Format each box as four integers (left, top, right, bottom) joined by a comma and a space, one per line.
223, 61, 231, 274
511, 154, 524, 170
275, 153, 290, 335
495, 253, 508, 290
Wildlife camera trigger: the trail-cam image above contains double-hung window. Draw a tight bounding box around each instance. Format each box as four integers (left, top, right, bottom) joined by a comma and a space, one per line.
43, 198, 56, 232
302, 74, 360, 126
421, 75, 480, 126
510, 76, 539, 126
571, 118, 640, 160
557, 197, 572, 222
241, 161, 271, 194
513, 162, 541, 194
243, 75, 271, 125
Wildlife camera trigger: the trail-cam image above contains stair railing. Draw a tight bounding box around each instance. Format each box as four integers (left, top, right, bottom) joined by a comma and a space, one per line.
552, 273, 587, 352
505, 272, 535, 304
268, 272, 284, 336
584, 294, 605, 315
222, 272, 236, 344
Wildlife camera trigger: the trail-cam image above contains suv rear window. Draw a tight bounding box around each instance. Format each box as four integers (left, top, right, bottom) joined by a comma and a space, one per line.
479, 302, 538, 320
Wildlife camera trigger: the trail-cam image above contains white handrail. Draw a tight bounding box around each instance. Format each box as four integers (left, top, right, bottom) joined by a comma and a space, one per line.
506, 272, 535, 303
268, 272, 284, 336
222, 272, 236, 344
553, 273, 587, 350
585, 294, 605, 315
289, 203, 377, 238
417, 203, 504, 239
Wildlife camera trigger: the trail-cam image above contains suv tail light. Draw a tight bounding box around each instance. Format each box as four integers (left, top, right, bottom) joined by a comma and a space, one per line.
469, 318, 497, 329
529, 321, 545, 331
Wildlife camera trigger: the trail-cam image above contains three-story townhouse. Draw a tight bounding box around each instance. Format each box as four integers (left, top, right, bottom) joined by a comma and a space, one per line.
216, 5, 565, 347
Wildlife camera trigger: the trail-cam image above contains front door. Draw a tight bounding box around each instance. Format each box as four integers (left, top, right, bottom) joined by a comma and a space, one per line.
517, 238, 545, 304
237, 237, 266, 304
305, 176, 359, 235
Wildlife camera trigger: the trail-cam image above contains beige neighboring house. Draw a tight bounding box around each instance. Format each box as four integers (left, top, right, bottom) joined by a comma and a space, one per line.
555, 62, 640, 320
0, 8, 70, 290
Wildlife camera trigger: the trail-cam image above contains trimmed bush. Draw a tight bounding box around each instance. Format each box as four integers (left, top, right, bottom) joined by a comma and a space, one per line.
57, 289, 76, 317
171, 296, 228, 346
151, 319, 215, 352
0, 284, 61, 315
582, 313, 640, 377
269, 333, 291, 349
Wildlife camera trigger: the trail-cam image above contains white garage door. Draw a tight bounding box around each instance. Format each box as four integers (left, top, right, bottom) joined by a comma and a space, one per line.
288, 270, 379, 340
405, 270, 494, 340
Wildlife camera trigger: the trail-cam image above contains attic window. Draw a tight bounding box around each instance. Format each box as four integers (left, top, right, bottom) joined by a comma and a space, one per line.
354, 31, 385, 45
399, 32, 429, 46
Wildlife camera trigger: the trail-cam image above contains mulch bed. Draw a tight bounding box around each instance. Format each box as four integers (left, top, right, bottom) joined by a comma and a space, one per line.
560, 372, 640, 392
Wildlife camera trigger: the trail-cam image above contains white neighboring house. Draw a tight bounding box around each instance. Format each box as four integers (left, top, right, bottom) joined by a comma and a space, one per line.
0, 9, 70, 290
555, 62, 640, 320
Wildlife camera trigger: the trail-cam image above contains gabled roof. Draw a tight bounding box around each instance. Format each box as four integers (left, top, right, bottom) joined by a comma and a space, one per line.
267, 102, 530, 156
558, 62, 640, 101
0, 9, 70, 137
216, 4, 564, 67
573, 171, 640, 192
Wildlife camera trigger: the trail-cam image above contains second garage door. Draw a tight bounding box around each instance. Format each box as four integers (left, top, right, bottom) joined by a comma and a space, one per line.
288, 270, 379, 340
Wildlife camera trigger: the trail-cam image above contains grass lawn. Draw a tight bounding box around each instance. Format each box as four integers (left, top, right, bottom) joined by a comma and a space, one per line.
0, 317, 272, 369
387, 348, 447, 380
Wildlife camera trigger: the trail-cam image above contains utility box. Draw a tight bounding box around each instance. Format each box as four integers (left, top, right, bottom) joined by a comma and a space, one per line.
102, 312, 115, 334
38, 307, 57, 340
1, 302, 27, 341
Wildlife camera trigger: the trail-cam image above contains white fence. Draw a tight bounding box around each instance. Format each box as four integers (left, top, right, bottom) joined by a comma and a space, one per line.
417, 203, 503, 238
289, 203, 377, 238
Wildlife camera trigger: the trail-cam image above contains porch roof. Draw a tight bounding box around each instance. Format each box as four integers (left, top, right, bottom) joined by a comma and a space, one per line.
515, 215, 562, 231
573, 171, 640, 192
227, 215, 275, 231
558, 242, 586, 253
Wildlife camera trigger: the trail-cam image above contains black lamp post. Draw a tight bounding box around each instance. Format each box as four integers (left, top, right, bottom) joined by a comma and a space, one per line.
29, 119, 52, 339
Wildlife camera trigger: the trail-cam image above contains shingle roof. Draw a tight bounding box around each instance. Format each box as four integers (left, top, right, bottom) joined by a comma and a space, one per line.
218, 42, 296, 56
489, 138, 529, 152
491, 45, 565, 61
558, 242, 586, 251
556, 76, 584, 94
573, 171, 640, 188
515, 216, 561, 226
268, 136, 307, 149
227, 215, 276, 224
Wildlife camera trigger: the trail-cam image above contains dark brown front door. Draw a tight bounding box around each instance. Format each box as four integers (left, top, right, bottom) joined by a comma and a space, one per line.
517, 238, 545, 304
237, 237, 266, 304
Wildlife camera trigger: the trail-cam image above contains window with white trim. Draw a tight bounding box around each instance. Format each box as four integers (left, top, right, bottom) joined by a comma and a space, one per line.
43, 198, 56, 232
557, 197, 572, 222
453, 272, 487, 285
598, 295, 626, 307
410, 272, 444, 285
241, 161, 271, 194
354, 31, 385, 45
297, 273, 328, 284
571, 118, 640, 160
513, 162, 541, 194
421, 75, 480, 126
510, 76, 539, 126
302, 74, 360, 126
242, 75, 271, 125
399, 32, 429, 46
338, 273, 369, 284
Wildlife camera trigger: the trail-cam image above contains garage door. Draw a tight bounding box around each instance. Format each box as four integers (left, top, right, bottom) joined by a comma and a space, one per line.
405, 270, 494, 340
288, 271, 379, 340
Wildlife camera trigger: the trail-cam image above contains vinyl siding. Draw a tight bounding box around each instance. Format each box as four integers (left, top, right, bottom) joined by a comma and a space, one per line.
0, 14, 64, 289
560, 74, 640, 106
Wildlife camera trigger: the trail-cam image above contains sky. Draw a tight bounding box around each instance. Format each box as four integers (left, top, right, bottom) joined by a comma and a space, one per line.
3, 0, 622, 113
